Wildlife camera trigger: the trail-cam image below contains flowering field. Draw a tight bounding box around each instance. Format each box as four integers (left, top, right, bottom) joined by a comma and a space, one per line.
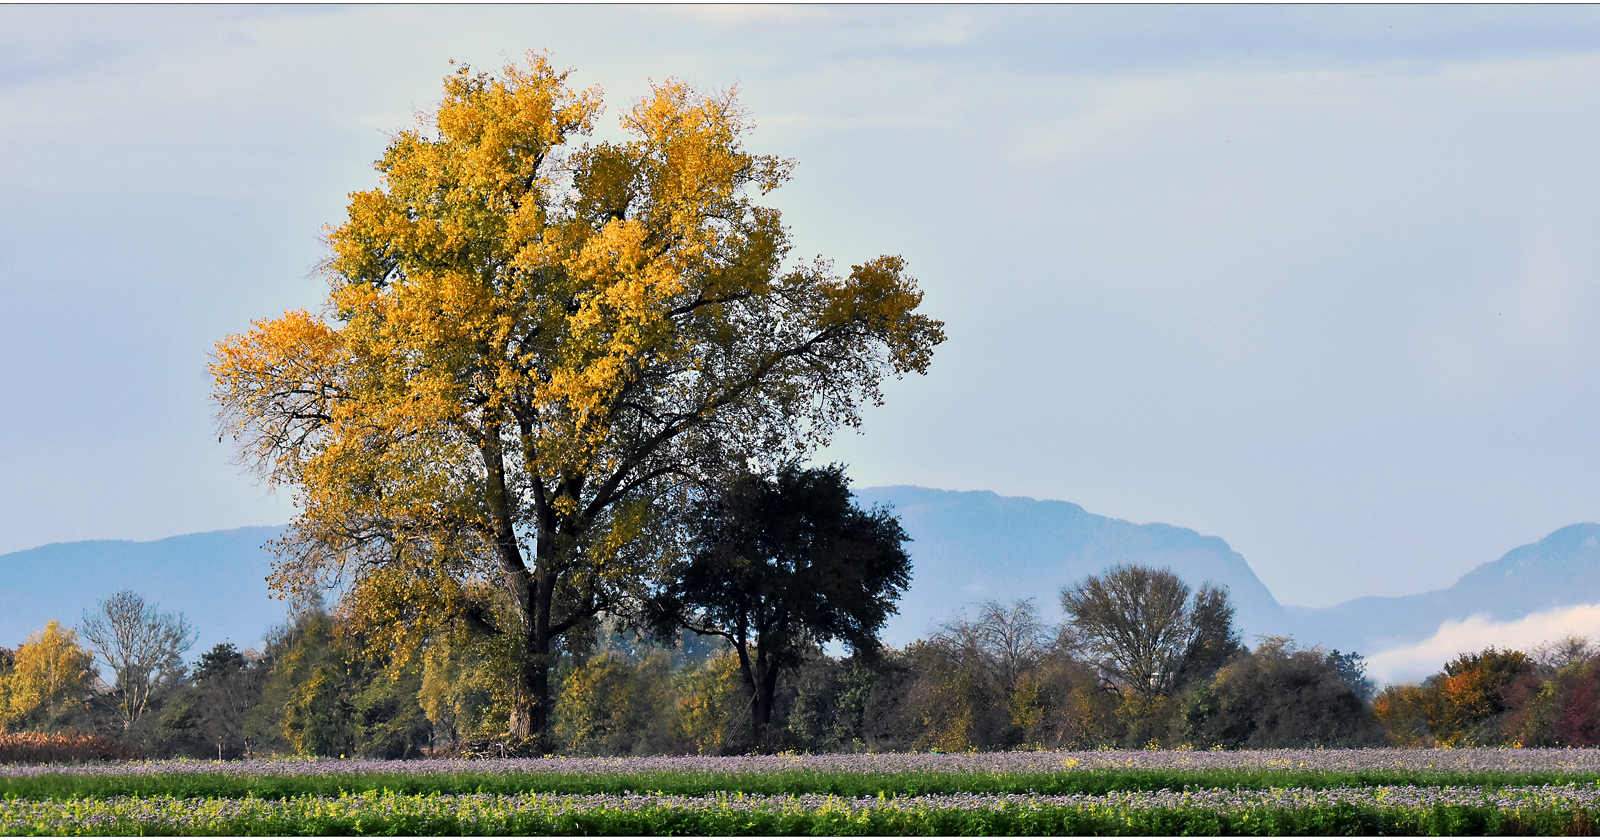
4, 749, 1600, 835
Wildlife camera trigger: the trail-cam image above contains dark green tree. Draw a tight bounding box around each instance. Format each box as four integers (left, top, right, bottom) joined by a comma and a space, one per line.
1330, 649, 1376, 702
250, 607, 432, 758
646, 464, 912, 747
191, 642, 267, 759
1178, 638, 1385, 749
195, 643, 248, 683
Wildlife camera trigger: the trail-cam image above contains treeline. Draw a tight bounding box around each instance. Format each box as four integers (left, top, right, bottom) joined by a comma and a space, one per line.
1373, 638, 1600, 748
0, 606, 1374, 759
4, 579, 1599, 759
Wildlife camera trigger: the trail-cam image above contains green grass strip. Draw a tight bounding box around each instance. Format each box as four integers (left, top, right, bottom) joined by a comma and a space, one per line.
5, 767, 1600, 801
2, 792, 1599, 836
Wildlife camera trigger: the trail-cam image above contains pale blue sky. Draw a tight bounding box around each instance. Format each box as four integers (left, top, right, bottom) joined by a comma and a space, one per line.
5, 5, 1600, 608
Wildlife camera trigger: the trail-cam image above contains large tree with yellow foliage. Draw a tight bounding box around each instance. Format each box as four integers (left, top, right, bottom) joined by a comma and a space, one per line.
211, 53, 943, 742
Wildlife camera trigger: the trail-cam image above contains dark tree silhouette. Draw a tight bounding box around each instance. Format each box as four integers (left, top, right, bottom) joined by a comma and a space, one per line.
647, 464, 911, 747
1180, 638, 1386, 749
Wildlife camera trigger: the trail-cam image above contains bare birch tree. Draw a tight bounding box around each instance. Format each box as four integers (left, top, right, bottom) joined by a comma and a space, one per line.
80, 591, 197, 730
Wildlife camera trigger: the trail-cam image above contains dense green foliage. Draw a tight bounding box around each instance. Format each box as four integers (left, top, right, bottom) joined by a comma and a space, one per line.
5, 791, 1600, 836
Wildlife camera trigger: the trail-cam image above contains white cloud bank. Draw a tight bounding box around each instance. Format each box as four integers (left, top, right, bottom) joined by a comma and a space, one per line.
1366, 603, 1600, 687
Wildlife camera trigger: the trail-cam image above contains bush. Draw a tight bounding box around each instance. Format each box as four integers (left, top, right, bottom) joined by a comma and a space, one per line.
0, 732, 139, 764
554, 651, 675, 756
1182, 639, 1385, 749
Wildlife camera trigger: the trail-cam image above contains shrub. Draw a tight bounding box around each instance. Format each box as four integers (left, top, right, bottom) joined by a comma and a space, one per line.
0, 731, 138, 764
1182, 640, 1385, 749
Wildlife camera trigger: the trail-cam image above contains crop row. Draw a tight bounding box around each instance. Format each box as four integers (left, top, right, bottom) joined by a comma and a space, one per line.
9, 748, 1600, 802
4, 786, 1600, 836
7, 746, 1600, 779
13, 766, 1600, 803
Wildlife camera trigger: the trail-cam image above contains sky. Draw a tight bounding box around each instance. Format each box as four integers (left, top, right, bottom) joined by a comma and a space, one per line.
5, 5, 1600, 610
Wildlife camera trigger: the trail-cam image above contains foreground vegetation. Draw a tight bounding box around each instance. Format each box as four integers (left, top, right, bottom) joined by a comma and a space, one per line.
8, 787, 1600, 836
6, 750, 1600, 835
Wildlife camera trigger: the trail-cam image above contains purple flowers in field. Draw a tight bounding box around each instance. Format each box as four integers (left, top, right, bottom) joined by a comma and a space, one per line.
7, 749, 1600, 834
5, 745, 1600, 777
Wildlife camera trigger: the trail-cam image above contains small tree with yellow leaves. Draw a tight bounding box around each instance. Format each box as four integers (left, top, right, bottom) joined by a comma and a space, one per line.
0, 621, 97, 734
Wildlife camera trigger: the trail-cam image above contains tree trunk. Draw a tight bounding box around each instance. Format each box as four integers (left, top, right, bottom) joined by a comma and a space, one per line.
508, 652, 535, 742
482, 433, 557, 750
750, 669, 771, 744
748, 646, 784, 749
507, 570, 556, 750
507, 641, 550, 746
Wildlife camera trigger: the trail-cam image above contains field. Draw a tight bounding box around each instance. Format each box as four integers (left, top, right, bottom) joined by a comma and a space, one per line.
5, 748, 1600, 835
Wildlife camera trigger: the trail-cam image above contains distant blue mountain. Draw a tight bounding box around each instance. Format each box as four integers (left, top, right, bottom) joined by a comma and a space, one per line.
861, 488, 1600, 657
7, 494, 1597, 672
852, 486, 1292, 645
0, 526, 288, 660
1287, 523, 1600, 654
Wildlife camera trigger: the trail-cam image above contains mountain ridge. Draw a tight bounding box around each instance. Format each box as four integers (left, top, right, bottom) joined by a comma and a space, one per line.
0, 525, 287, 659
1286, 522, 1600, 654
851, 485, 1290, 645
4, 490, 1598, 678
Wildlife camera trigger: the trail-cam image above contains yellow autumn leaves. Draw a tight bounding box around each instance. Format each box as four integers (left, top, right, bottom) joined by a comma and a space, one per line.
209, 50, 942, 734
0, 621, 95, 733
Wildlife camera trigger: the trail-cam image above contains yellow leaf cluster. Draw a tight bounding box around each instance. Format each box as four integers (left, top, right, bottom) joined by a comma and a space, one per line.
0, 621, 95, 732
209, 51, 943, 728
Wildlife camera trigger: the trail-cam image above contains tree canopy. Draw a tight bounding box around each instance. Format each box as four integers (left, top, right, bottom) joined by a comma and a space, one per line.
80, 591, 196, 731
0, 621, 96, 734
645, 463, 912, 745
1060, 565, 1239, 697
210, 52, 944, 742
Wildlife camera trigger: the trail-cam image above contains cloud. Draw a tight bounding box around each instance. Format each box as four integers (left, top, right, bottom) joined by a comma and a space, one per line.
1366, 603, 1600, 686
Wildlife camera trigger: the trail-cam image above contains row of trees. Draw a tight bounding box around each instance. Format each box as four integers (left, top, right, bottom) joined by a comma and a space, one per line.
0, 593, 209, 753
1, 562, 1393, 757
0, 458, 917, 757
1374, 637, 1600, 748
12, 570, 1600, 756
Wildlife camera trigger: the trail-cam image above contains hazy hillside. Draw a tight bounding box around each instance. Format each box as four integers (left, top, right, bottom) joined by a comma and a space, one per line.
0, 526, 287, 658
1, 490, 1297, 660
8, 496, 1596, 675
853, 486, 1292, 645
1288, 523, 1600, 654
